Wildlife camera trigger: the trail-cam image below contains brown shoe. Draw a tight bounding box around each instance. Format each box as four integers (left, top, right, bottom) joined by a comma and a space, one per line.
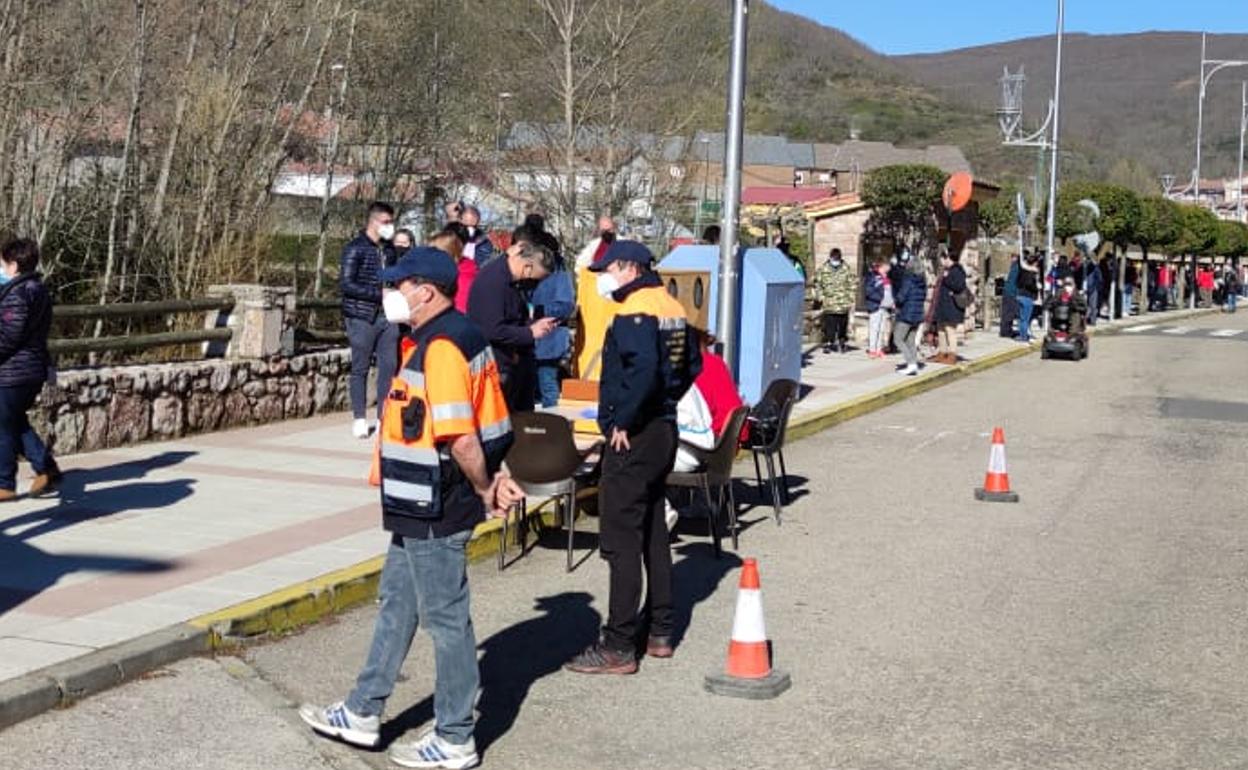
646, 636, 674, 659
29, 466, 62, 497
564, 643, 639, 675
0, 488, 17, 502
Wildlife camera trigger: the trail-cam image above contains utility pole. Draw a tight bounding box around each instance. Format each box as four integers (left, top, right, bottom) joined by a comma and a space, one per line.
1239, 82, 1247, 225
717, 0, 749, 374
1041, 0, 1065, 332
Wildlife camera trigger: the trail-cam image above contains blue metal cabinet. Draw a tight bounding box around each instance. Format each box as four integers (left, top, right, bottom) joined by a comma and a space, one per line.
657, 246, 803, 404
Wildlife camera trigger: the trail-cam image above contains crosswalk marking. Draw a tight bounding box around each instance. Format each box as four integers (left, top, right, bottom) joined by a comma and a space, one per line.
1124, 324, 1158, 333
1210, 329, 1245, 338
1162, 327, 1192, 335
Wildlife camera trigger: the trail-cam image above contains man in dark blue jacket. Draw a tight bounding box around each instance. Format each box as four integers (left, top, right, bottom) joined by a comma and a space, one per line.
0, 238, 57, 500
466, 229, 557, 413
565, 241, 702, 675
340, 202, 397, 438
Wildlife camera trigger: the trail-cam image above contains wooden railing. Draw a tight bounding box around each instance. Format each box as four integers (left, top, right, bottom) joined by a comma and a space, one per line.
50, 296, 237, 356
49, 294, 347, 358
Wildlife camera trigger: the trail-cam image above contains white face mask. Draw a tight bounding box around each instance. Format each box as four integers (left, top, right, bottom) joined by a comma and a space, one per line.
383, 289, 413, 323
465, 226, 478, 239
377, 223, 396, 242
596, 273, 621, 299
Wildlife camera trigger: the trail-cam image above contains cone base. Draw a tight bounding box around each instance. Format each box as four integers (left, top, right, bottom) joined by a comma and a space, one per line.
704, 669, 792, 700
975, 488, 1020, 503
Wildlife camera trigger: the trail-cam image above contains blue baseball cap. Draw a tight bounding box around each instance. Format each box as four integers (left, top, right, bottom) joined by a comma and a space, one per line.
380, 246, 458, 286
588, 240, 654, 272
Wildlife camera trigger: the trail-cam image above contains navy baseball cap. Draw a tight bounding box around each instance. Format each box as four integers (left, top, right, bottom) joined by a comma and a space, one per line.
380, 246, 458, 286
589, 240, 654, 272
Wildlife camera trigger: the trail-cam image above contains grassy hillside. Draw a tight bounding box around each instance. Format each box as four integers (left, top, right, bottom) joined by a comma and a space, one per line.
895, 32, 1248, 186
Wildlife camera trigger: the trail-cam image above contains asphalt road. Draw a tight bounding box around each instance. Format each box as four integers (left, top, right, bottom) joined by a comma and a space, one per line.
5, 311, 1248, 770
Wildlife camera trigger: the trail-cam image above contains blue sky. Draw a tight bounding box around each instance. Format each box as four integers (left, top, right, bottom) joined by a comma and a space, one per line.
771, 1, 1248, 55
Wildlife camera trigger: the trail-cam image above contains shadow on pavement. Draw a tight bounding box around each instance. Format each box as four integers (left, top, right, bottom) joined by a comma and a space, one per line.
383, 592, 601, 754
670, 542, 742, 648
0, 451, 196, 614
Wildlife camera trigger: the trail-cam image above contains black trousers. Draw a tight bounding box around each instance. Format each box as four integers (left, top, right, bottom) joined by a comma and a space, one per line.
999, 295, 1018, 338
598, 418, 677, 652
821, 312, 849, 346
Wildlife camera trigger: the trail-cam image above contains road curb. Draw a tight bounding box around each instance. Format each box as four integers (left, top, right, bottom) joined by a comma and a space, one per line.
787, 341, 1037, 443
0, 624, 210, 732
188, 504, 565, 646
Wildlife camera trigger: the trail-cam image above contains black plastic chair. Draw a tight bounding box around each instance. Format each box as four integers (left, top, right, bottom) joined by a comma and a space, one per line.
744, 378, 799, 524
666, 406, 751, 557
501, 412, 602, 572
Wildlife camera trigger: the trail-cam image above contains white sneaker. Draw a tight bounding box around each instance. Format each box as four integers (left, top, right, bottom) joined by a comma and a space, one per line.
389, 730, 480, 769
298, 701, 380, 748
903, 364, 919, 377
352, 418, 369, 439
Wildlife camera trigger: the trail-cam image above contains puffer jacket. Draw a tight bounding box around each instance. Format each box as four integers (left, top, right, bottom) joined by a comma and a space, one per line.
894, 270, 927, 325
339, 232, 395, 321
0, 273, 53, 387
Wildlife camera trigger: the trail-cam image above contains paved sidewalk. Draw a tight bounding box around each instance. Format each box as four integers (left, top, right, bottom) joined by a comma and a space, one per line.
0, 307, 1206, 700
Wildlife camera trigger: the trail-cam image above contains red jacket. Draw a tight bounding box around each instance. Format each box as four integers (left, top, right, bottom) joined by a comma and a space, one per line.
454, 258, 478, 313
694, 350, 745, 439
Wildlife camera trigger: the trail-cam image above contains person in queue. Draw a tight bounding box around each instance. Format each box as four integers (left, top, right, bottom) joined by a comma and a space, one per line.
0, 238, 59, 500
300, 246, 522, 770
340, 201, 398, 438
466, 227, 558, 413
564, 241, 701, 675
459, 205, 495, 268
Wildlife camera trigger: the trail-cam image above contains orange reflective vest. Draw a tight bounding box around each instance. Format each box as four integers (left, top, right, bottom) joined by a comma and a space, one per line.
377, 310, 512, 527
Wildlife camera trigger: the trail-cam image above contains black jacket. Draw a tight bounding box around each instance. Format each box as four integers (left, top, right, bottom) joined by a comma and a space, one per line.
466, 256, 534, 377
339, 232, 395, 321
934, 264, 968, 324
597, 272, 702, 434
0, 273, 52, 388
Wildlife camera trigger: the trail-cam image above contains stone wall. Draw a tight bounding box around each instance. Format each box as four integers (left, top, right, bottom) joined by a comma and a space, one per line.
32, 349, 352, 456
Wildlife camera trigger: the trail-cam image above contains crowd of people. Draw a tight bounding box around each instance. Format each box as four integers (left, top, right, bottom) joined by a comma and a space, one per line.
811, 242, 1247, 364
305, 201, 751, 769
814, 247, 967, 371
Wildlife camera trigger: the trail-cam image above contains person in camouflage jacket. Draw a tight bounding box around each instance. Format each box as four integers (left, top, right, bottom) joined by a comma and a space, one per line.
815, 248, 856, 353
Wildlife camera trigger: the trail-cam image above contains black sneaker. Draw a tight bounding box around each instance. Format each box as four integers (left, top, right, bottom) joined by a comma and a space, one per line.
564, 643, 638, 675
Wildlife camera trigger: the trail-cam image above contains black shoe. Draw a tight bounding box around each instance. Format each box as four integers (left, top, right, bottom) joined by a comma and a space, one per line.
645, 636, 675, 659
564, 643, 638, 675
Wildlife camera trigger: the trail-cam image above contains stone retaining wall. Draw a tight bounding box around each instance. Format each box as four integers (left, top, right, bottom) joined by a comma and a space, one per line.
32, 349, 353, 456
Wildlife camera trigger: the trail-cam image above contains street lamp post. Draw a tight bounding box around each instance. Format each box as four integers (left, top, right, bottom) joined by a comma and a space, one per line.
997, 1, 1065, 332
693, 136, 710, 239
1238, 81, 1247, 224
717, 0, 749, 373
493, 92, 513, 189
1041, 0, 1065, 332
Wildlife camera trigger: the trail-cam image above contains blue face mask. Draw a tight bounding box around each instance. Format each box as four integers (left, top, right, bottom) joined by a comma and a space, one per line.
0, 273, 11, 286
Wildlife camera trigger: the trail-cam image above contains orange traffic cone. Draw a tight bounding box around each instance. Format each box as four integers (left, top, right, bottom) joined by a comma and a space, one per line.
974, 427, 1019, 503
704, 558, 792, 699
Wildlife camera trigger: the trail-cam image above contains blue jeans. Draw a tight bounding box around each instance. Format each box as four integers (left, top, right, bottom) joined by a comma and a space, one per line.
535, 360, 561, 408
1016, 296, 1035, 341
1228, 293, 1238, 313
1122, 287, 1133, 316
346, 316, 398, 420
347, 530, 478, 745
0, 383, 52, 491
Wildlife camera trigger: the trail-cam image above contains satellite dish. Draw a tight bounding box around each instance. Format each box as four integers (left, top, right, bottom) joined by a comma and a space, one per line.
943, 172, 974, 213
